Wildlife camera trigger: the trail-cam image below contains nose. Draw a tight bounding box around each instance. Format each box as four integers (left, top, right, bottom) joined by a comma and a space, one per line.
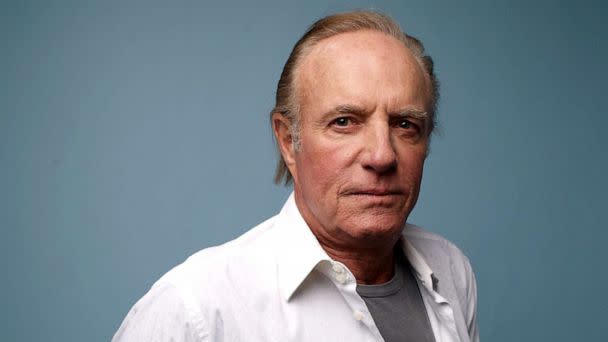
361, 122, 397, 174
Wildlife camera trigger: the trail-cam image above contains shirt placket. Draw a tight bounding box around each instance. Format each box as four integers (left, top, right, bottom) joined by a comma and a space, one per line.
420, 281, 461, 342
320, 261, 386, 342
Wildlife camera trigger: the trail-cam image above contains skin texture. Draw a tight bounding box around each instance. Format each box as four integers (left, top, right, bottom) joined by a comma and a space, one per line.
273, 30, 432, 285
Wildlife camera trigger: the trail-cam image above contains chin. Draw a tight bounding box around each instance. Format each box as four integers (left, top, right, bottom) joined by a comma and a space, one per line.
342, 213, 406, 241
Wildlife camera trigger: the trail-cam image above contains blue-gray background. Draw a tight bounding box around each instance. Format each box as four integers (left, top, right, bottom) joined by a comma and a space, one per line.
2, 0, 606, 340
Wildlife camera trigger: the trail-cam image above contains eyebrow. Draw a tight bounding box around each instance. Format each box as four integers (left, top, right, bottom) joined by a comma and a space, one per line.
323, 104, 429, 120
331, 104, 370, 116
316, 104, 370, 125
394, 108, 429, 120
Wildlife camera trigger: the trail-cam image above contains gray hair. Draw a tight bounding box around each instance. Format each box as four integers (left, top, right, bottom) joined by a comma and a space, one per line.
271, 10, 439, 185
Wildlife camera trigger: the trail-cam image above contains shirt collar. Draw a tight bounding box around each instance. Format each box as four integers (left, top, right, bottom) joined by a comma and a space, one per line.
274, 193, 438, 300
275, 193, 332, 301
399, 236, 437, 292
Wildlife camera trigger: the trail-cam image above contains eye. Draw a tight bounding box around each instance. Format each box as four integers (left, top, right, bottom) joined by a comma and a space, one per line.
393, 117, 423, 138
397, 118, 419, 131
332, 117, 351, 127
399, 119, 412, 129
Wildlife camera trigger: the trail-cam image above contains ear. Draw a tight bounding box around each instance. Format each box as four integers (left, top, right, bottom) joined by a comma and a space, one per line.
271, 112, 298, 180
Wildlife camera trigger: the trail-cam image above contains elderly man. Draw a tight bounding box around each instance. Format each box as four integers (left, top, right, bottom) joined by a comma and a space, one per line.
114, 11, 478, 342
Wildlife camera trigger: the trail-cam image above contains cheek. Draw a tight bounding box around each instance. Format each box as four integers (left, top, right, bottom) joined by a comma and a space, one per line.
298, 150, 340, 195
295, 141, 358, 212
398, 148, 427, 183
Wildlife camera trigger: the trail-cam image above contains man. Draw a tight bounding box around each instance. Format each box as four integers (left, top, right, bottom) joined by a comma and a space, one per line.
114, 11, 478, 342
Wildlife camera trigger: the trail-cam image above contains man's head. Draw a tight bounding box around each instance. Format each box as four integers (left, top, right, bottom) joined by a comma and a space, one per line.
271, 11, 436, 249
272, 11, 438, 185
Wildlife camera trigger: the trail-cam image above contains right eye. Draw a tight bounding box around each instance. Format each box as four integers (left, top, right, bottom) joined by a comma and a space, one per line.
332, 117, 351, 127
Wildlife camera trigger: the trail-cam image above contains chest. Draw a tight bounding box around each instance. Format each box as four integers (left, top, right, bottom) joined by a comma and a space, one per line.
197, 269, 464, 342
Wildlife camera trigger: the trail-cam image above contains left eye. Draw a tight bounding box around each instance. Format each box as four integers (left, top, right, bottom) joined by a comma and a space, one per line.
399, 120, 410, 128
398, 119, 414, 129
395, 118, 422, 136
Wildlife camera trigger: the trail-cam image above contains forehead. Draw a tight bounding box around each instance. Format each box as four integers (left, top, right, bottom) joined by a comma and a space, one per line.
296, 30, 431, 115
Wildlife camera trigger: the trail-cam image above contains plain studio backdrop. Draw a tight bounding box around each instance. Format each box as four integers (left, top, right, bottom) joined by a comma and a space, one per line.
1, 0, 606, 341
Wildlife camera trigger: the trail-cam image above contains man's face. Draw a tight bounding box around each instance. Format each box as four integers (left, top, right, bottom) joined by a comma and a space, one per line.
279, 30, 432, 249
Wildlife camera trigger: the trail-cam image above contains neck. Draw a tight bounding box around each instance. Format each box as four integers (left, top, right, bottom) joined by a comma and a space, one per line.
291, 189, 402, 285
319, 238, 399, 285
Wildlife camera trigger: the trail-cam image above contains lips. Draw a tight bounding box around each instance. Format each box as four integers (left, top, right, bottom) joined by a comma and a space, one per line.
343, 188, 404, 196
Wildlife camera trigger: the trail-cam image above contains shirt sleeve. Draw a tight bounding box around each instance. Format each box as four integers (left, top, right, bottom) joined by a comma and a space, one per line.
112, 282, 206, 342
463, 255, 479, 342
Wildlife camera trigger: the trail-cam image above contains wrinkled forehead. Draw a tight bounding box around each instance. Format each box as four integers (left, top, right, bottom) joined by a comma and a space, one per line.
294, 30, 432, 117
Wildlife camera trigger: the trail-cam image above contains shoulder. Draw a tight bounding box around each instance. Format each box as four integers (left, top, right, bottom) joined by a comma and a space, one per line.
113, 281, 204, 341
114, 215, 282, 341
403, 224, 476, 303
403, 223, 473, 271
158, 214, 281, 296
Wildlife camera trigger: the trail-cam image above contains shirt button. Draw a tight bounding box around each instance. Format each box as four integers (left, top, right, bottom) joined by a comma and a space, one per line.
335, 273, 347, 284
332, 263, 344, 273
353, 310, 364, 321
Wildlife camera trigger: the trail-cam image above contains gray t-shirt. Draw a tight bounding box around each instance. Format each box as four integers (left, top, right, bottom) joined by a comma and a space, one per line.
356, 250, 436, 342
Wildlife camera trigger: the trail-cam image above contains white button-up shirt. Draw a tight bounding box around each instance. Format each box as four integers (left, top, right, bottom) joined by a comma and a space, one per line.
114, 194, 479, 342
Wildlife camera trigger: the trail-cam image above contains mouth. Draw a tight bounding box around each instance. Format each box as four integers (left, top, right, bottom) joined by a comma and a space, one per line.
343, 188, 404, 197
